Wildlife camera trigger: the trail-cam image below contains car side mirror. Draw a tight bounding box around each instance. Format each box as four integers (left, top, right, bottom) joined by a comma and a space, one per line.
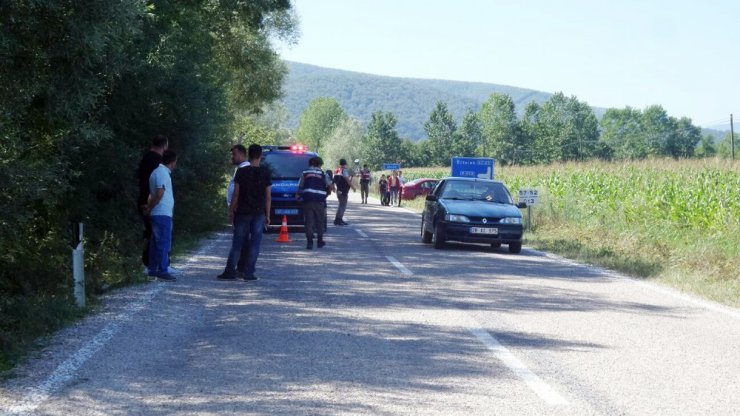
426, 194, 438, 202
517, 202, 527, 209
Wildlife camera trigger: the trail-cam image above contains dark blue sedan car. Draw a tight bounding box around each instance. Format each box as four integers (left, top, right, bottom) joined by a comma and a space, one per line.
421, 177, 526, 253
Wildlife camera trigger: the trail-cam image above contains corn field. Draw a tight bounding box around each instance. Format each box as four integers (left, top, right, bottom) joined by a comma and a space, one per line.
401, 159, 739, 234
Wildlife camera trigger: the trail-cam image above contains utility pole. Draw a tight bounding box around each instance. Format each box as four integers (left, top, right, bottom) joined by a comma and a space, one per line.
732, 114, 736, 161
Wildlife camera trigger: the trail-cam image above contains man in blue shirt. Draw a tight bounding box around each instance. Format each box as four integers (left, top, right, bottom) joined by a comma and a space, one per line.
144, 150, 178, 281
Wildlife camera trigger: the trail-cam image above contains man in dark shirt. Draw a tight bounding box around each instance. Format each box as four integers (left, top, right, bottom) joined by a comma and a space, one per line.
218, 144, 272, 281
137, 135, 168, 267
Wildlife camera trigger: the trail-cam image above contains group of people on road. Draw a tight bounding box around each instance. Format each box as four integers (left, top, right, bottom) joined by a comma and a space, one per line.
137, 137, 401, 282
378, 170, 405, 207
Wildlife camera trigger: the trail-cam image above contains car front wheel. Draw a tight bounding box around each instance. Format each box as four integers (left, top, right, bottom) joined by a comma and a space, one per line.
433, 222, 446, 249
508, 242, 522, 254
421, 218, 433, 243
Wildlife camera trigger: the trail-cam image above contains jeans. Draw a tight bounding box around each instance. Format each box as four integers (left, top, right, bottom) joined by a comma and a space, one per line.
148, 215, 172, 276
225, 213, 265, 277
390, 187, 399, 205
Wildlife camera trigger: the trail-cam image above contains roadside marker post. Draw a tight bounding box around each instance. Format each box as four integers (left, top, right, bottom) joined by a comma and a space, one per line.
72, 223, 85, 307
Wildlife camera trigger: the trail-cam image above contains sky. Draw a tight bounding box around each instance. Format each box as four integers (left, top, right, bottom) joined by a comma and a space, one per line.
277, 0, 740, 130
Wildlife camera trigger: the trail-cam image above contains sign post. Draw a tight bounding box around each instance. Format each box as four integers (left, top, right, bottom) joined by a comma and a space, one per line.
518, 189, 539, 230
450, 157, 494, 180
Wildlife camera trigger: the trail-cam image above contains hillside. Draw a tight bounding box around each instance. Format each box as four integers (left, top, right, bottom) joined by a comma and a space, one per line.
280, 61, 557, 141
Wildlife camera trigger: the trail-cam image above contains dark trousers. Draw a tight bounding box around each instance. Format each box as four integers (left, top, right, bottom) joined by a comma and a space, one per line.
360, 181, 369, 203
303, 201, 325, 240
335, 191, 348, 222
225, 213, 265, 277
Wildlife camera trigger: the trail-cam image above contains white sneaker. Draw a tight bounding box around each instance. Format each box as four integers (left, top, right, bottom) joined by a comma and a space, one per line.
167, 266, 184, 276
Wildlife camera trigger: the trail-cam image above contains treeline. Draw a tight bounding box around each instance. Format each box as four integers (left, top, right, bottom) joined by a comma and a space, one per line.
0, 1, 295, 368
292, 93, 735, 170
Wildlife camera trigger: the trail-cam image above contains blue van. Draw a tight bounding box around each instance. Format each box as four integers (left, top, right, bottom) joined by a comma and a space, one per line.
261, 145, 320, 229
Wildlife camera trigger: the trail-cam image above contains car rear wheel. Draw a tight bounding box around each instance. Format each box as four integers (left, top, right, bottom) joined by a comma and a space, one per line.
508, 242, 522, 254
421, 219, 432, 243
433, 222, 446, 249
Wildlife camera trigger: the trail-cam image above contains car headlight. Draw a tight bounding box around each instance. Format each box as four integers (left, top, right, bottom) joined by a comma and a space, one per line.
500, 217, 522, 224
446, 214, 471, 223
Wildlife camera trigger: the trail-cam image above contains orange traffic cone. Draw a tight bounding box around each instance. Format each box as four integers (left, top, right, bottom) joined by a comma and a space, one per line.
276, 215, 291, 242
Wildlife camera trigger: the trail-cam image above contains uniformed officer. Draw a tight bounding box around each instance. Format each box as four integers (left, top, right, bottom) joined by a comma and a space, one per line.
297, 157, 333, 249
359, 164, 372, 204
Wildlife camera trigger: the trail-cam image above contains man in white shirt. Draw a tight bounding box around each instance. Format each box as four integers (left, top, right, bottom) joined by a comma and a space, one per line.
227, 144, 250, 207
227, 144, 251, 273
145, 150, 178, 281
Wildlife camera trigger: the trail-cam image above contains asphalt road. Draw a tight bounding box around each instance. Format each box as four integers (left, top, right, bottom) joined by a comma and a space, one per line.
2, 192, 739, 415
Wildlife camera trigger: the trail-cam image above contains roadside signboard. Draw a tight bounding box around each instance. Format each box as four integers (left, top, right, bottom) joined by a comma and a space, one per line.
382, 163, 401, 170
451, 157, 494, 180
518, 189, 540, 205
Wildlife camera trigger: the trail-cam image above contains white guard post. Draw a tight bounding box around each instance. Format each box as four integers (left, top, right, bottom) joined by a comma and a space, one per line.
72, 223, 85, 307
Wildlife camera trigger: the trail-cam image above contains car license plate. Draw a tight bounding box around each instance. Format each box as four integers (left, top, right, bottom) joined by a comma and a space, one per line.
275, 208, 299, 215
470, 227, 498, 235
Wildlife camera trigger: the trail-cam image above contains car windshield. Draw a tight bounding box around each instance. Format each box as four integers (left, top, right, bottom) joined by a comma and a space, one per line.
262, 152, 313, 179
440, 181, 513, 204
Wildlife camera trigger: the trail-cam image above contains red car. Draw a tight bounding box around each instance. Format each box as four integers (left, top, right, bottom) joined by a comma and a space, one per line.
401, 178, 439, 200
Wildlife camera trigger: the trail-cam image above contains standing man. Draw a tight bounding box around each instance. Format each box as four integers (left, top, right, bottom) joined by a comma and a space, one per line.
144, 150, 178, 281
297, 157, 333, 249
333, 158, 354, 226
137, 134, 167, 268
388, 170, 401, 206
359, 164, 371, 204
227, 144, 251, 273
219, 144, 271, 281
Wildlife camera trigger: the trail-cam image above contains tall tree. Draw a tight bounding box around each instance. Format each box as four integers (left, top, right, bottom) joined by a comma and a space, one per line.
672, 117, 701, 158
534, 92, 598, 162
477, 93, 520, 164
518, 102, 541, 164
361, 111, 402, 170
454, 110, 482, 158
320, 117, 364, 168
424, 101, 458, 166
296, 97, 347, 151
599, 107, 646, 159
641, 105, 677, 157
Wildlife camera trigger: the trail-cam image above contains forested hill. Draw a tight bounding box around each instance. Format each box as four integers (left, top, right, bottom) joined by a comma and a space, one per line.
280, 61, 556, 141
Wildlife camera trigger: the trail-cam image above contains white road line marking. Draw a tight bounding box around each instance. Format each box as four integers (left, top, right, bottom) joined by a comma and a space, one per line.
469, 327, 568, 405
7, 285, 164, 415
355, 228, 369, 238
386, 256, 413, 276
7, 237, 223, 415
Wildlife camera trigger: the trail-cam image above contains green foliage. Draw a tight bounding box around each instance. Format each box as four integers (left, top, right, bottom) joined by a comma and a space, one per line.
424, 101, 458, 166
320, 117, 364, 169
453, 110, 482, 157
361, 111, 402, 170
296, 97, 348, 150
477, 93, 522, 164
0, 0, 295, 368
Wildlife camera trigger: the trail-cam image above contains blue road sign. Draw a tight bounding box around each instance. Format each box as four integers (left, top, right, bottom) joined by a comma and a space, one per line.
451, 157, 495, 180
382, 163, 401, 170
